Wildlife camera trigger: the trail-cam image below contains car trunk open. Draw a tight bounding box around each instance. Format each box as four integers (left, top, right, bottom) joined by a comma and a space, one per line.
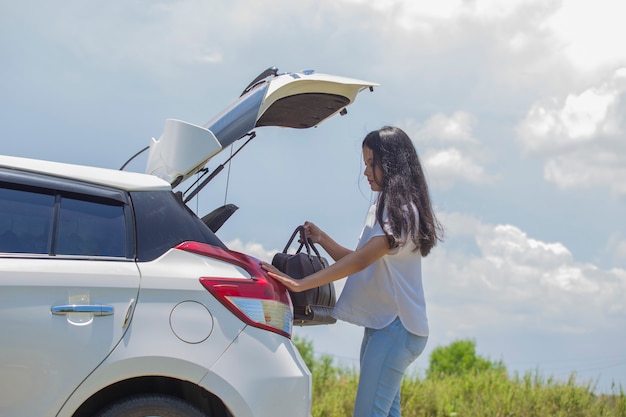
145, 68, 377, 187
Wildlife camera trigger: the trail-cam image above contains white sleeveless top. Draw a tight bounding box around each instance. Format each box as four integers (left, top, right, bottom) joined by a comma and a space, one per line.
331, 204, 429, 336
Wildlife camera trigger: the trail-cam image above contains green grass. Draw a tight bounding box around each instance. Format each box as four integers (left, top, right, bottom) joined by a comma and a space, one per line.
399, 370, 625, 417
295, 338, 626, 417
309, 365, 625, 417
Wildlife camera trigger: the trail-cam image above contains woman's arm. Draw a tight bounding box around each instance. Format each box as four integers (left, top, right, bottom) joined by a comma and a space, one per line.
261, 235, 389, 292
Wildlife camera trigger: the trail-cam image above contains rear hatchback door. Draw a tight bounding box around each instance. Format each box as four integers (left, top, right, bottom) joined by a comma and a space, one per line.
146, 68, 377, 186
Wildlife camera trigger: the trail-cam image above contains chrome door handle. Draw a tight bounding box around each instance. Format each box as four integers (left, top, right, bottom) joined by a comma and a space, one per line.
51, 304, 114, 316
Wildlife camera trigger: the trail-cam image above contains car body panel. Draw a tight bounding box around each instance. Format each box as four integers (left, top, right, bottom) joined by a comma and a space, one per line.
0, 154, 171, 192
0, 258, 140, 417
199, 326, 312, 417
56, 248, 307, 417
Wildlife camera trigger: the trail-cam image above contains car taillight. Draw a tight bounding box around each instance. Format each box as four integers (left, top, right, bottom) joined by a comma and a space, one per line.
176, 241, 293, 338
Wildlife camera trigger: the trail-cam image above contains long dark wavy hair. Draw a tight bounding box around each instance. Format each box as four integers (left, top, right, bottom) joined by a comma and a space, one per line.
363, 126, 443, 256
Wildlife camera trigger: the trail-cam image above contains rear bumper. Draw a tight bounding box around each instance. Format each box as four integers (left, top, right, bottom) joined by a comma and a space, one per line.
200, 326, 311, 417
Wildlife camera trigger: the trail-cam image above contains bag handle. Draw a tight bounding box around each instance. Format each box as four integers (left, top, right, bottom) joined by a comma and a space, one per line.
282, 225, 324, 261
298, 227, 324, 261
281, 226, 302, 253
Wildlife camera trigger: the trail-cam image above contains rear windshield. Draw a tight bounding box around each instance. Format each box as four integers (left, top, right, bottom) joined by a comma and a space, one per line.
131, 191, 226, 262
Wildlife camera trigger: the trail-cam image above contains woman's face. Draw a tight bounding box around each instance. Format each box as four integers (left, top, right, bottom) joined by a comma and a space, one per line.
363, 145, 383, 192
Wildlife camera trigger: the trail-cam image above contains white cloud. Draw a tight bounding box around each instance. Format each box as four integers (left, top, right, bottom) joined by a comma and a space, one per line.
427, 212, 626, 334
517, 87, 617, 153
543, 150, 626, 196
516, 68, 626, 195
225, 239, 278, 263
342, 0, 626, 73
414, 112, 478, 144
605, 233, 626, 267
340, 0, 550, 29
423, 148, 489, 188
546, 0, 626, 71
404, 112, 493, 188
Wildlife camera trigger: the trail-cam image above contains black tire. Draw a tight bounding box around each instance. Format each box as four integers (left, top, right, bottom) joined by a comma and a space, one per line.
95, 394, 207, 417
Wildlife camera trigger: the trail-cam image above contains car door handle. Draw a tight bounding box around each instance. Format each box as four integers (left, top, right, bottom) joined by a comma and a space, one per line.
51, 304, 114, 316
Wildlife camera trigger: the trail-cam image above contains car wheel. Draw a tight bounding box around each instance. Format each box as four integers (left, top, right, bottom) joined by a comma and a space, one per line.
95, 394, 207, 417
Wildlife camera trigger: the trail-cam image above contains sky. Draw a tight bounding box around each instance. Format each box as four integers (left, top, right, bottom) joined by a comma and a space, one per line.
1, 0, 625, 394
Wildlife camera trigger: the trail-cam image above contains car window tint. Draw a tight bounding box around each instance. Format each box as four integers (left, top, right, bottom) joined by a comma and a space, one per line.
131, 191, 226, 262
56, 197, 126, 257
0, 187, 54, 254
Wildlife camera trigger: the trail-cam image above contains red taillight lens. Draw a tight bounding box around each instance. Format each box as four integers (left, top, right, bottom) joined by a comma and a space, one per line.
176, 241, 293, 338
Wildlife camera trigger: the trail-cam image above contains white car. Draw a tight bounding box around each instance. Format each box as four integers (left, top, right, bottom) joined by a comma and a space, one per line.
0, 68, 375, 417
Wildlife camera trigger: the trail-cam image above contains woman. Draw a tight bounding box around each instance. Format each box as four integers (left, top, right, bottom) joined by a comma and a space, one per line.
261, 126, 442, 417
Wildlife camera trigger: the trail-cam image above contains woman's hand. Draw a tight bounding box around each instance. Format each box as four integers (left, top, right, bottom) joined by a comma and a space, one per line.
303, 220, 353, 262
260, 261, 304, 292
303, 221, 323, 244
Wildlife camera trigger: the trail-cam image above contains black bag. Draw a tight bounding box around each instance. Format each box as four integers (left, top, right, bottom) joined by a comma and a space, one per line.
272, 226, 337, 326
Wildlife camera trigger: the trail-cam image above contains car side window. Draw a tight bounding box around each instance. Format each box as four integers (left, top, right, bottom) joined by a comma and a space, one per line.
0, 187, 54, 254
56, 197, 126, 257
0, 184, 128, 257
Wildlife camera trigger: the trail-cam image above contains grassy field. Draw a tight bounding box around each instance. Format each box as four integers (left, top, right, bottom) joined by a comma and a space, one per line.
295, 338, 626, 417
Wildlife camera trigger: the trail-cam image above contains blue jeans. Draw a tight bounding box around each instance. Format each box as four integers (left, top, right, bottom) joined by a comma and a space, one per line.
353, 317, 428, 417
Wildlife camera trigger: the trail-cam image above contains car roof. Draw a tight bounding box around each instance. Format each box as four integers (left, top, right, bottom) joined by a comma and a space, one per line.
0, 154, 171, 192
